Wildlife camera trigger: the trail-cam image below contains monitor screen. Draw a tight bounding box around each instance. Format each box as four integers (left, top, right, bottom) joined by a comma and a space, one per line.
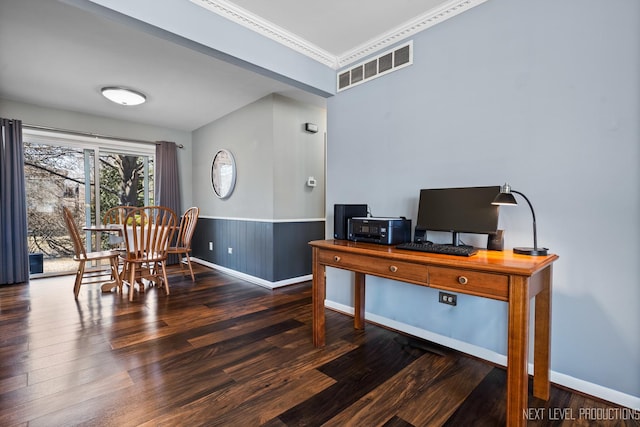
416, 186, 500, 237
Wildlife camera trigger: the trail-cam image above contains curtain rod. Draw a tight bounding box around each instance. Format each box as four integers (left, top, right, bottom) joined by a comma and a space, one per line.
22, 123, 184, 148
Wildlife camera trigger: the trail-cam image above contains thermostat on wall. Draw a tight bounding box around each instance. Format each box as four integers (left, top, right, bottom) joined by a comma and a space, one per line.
307, 176, 317, 187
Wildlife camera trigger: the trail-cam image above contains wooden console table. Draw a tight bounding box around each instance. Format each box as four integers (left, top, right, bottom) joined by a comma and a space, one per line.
309, 239, 558, 427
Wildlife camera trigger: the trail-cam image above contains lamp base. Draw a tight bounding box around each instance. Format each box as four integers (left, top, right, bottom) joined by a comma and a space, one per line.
514, 247, 548, 256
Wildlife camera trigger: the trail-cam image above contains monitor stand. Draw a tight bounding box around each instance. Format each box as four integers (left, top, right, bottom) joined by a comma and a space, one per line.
450, 231, 474, 249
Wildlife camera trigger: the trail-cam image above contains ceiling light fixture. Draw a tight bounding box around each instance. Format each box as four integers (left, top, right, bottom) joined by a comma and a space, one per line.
101, 86, 146, 106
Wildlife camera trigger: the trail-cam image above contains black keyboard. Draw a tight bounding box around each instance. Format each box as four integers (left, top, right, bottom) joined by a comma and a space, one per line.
396, 242, 478, 257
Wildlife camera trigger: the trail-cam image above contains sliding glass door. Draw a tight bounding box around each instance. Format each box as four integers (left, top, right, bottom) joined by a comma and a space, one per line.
23, 130, 154, 276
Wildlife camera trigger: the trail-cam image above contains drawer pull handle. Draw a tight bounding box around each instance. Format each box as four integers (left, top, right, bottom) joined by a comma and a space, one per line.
333, 256, 341, 262
458, 276, 468, 285
389, 265, 398, 273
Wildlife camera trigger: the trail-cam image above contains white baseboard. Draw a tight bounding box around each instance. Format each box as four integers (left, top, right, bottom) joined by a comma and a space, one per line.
324, 300, 640, 410
550, 371, 640, 411
191, 257, 311, 289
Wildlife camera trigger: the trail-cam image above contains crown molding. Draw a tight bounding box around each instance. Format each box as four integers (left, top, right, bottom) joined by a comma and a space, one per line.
190, 0, 338, 68
190, 0, 488, 70
336, 0, 488, 68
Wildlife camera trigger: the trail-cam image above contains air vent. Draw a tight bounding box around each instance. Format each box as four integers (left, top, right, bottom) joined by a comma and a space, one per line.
337, 41, 413, 92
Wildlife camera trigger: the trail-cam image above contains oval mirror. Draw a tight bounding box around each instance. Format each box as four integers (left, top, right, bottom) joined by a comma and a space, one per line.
211, 149, 236, 199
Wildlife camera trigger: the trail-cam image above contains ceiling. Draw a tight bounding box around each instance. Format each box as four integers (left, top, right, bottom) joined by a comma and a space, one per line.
0, 0, 457, 132
224, 0, 451, 55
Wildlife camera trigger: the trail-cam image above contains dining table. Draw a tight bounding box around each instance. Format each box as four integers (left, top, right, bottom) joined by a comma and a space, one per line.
83, 224, 124, 248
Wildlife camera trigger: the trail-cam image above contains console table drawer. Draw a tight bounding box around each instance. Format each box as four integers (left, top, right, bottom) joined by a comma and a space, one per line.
318, 251, 428, 284
428, 266, 508, 300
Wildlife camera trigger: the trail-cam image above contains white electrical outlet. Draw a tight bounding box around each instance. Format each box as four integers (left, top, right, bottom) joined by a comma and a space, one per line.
228, 247, 233, 254
208, 242, 213, 251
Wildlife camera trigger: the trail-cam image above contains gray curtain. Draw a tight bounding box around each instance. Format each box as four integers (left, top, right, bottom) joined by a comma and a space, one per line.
0, 118, 29, 285
155, 141, 181, 264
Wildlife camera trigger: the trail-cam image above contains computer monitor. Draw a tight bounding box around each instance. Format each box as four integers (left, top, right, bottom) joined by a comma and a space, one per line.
415, 186, 500, 246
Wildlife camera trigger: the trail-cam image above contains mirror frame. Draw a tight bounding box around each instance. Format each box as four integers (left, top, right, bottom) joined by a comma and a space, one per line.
211, 149, 237, 199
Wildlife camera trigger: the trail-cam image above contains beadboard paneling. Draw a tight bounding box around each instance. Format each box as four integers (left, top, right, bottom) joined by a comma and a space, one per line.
192, 218, 325, 282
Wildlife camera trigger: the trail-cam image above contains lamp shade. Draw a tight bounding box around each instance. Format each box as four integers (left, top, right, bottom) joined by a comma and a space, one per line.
492, 191, 517, 206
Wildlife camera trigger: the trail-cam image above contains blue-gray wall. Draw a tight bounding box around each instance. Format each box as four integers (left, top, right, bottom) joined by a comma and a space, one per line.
326, 0, 639, 403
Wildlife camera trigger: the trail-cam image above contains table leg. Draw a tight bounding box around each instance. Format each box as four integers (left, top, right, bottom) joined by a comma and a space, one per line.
312, 248, 326, 347
507, 276, 530, 427
354, 272, 365, 330
533, 265, 552, 399
100, 257, 124, 293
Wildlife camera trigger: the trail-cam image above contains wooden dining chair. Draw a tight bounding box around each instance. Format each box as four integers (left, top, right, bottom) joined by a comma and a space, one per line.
102, 206, 136, 248
167, 207, 200, 281
120, 206, 177, 301
102, 206, 135, 225
62, 206, 122, 299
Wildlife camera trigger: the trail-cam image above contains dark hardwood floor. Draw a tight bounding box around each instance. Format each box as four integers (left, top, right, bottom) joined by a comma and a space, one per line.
0, 264, 637, 426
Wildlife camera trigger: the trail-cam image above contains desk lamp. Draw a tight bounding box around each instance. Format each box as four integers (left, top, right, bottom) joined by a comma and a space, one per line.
492, 183, 549, 256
